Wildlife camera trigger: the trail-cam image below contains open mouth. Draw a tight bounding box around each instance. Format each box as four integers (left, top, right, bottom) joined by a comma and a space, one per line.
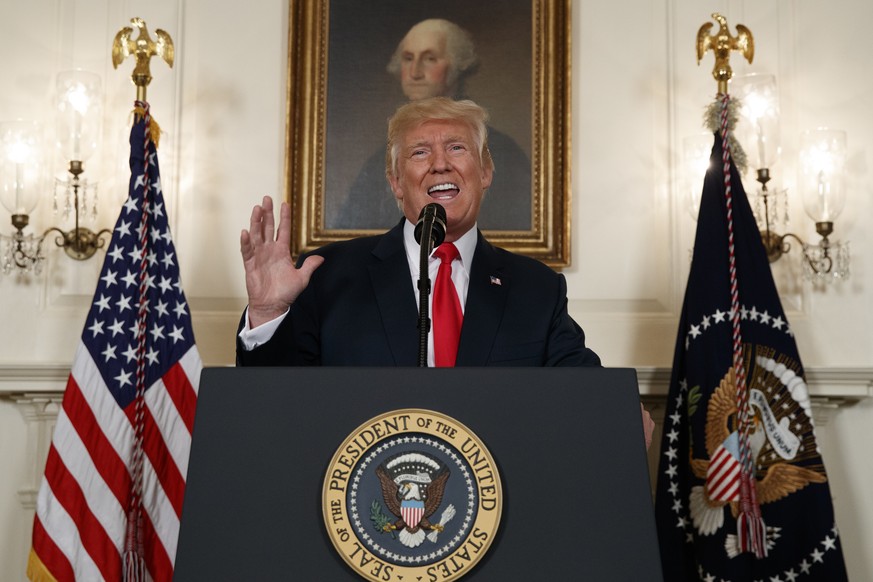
427, 182, 460, 201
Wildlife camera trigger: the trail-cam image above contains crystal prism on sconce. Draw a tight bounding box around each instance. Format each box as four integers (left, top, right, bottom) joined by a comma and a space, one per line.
0, 70, 110, 275
796, 128, 850, 281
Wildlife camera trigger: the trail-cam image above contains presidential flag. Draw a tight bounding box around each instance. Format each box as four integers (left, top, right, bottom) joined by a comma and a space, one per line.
654, 96, 848, 580
27, 102, 201, 582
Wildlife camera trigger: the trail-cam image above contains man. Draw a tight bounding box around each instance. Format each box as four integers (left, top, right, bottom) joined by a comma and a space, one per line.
239, 97, 596, 367
333, 19, 531, 231
238, 97, 654, 446
388, 19, 479, 101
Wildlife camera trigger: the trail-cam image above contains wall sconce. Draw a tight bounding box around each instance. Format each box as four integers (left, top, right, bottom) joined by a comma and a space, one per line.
0, 70, 110, 275
796, 129, 850, 280
730, 73, 850, 282
0, 120, 46, 272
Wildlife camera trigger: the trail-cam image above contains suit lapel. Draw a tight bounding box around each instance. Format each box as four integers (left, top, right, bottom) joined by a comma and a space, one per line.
369, 221, 420, 366
456, 233, 507, 366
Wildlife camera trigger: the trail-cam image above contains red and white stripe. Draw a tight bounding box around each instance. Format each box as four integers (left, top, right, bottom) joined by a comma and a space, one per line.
30, 342, 201, 581
705, 444, 741, 502
402, 505, 425, 528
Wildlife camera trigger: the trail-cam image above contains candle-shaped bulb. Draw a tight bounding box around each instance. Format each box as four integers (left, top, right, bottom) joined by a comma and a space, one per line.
56, 70, 102, 163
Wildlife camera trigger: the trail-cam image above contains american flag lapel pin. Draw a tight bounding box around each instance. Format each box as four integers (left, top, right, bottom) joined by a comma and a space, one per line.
490, 275, 502, 286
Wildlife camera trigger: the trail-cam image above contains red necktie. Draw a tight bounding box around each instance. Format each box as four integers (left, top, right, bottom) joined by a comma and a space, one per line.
433, 243, 463, 367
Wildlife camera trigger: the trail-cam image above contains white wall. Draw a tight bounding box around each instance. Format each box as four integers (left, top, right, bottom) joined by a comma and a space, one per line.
0, 0, 870, 579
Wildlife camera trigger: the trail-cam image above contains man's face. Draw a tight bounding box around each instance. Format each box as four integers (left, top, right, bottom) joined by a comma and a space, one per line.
399, 28, 454, 100
389, 119, 492, 242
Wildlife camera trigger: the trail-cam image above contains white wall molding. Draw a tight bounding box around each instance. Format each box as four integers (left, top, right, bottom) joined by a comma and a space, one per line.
3, 365, 869, 511
636, 365, 873, 399
5, 393, 64, 510
637, 366, 873, 426
4, 364, 870, 399
0, 365, 69, 388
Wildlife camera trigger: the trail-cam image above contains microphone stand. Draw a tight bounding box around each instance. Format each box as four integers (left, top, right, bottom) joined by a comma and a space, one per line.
416, 210, 438, 367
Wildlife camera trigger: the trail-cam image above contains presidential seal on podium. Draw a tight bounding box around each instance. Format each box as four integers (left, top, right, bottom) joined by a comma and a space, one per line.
323, 409, 502, 581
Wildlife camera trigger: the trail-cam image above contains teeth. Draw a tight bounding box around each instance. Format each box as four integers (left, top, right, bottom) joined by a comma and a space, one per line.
428, 183, 459, 194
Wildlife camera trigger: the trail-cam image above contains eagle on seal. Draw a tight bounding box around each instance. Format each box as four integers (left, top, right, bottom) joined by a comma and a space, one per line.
688, 366, 826, 555
376, 452, 451, 548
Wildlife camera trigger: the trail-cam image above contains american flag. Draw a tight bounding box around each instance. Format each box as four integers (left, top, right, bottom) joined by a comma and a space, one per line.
27, 102, 201, 582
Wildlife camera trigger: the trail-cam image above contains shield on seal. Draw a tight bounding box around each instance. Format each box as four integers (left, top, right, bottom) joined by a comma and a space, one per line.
401, 500, 425, 528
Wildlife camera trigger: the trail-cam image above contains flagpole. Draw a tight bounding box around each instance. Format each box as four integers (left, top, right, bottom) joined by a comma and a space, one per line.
112, 17, 175, 114
695, 12, 754, 97
112, 18, 175, 581
696, 12, 771, 559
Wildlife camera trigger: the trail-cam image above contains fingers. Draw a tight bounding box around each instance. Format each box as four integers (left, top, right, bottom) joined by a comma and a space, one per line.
297, 254, 325, 282
247, 196, 276, 247
247, 202, 265, 246
275, 200, 292, 247
262, 196, 276, 243
641, 403, 655, 451
240, 229, 253, 260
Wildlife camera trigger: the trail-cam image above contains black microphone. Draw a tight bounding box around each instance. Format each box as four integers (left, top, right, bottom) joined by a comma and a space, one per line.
414, 203, 447, 366
413, 203, 447, 252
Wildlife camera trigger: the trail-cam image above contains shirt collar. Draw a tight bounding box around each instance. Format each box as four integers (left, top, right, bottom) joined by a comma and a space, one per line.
403, 219, 477, 271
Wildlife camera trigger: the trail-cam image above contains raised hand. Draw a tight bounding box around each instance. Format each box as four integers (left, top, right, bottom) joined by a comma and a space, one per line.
240, 196, 324, 328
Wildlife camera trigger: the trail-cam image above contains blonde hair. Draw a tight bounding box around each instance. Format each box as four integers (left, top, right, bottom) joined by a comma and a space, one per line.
385, 97, 493, 179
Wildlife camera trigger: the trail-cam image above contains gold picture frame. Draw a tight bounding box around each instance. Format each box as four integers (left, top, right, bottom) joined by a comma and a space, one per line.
285, 0, 571, 267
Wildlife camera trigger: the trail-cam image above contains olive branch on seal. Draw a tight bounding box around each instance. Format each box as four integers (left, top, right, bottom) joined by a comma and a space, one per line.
687, 385, 702, 417
687, 385, 702, 448
370, 501, 396, 539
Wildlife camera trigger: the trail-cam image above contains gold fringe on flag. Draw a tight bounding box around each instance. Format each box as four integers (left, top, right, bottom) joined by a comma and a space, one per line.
26, 548, 59, 582
131, 106, 162, 149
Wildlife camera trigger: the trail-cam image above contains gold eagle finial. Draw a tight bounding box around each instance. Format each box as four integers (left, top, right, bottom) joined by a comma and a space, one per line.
696, 13, 754, 95
112, 17, 174, 102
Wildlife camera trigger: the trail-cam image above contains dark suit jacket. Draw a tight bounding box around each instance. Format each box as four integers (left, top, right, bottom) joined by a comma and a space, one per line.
236, 221, 600, 367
